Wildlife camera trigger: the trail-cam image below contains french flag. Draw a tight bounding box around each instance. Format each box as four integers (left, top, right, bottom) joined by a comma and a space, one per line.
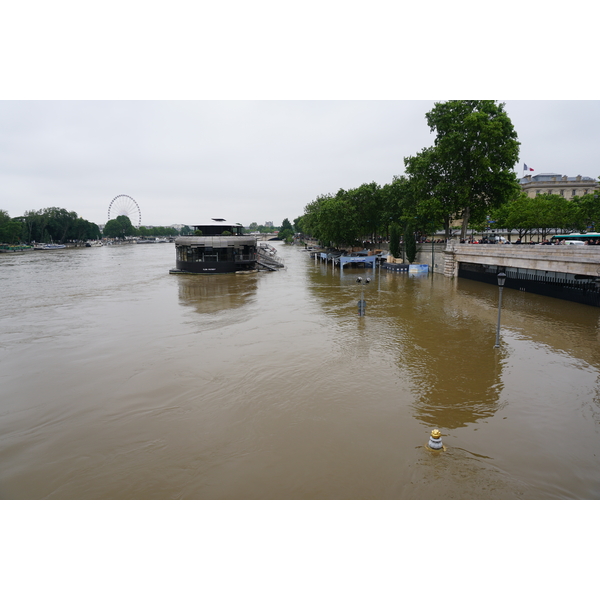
524, 164, 534, 171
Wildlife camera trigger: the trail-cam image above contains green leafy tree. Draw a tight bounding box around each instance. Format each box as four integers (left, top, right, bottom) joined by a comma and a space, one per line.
572, 192, 600, 232
69, 217, 100, 241
389, 223, 401, 258
255, 224, 277, 234
19, 207, 99, 243
89, 222, 101, 240
349, 182, 381, 242
180, 225, 192, 235
490, 192, 579, 242
380, 176, 413, 238
43, 207, 78, 242
302, 185, 388, 248
141, 226, 178, 237
319, 190, 362, 247
293, 216, 304, 234
404, 147, 454, 238
0, 210, 23, 243
530, 194, 573, 239
489, 194, 533, 241
422, 100, 521, 238
279, 218, 294, 243
404, 223, 417, 263
103, 215, 136, 239
301, 197, 324, 242
22, 209, 49, 243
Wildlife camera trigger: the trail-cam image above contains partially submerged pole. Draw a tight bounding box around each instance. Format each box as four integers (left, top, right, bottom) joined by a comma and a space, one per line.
427, 429, 444, 451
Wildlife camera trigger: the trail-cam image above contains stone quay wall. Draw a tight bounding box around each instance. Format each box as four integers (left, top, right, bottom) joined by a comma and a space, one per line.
443, 242, 600, 278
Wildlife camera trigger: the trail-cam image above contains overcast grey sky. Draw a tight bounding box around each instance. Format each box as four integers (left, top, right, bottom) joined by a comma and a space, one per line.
1, 100, 598, 227
2, 2, 598, 228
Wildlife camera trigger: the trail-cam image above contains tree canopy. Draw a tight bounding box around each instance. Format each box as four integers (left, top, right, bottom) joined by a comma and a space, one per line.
572, 192, 600, 232
138, 225, 179, 238
296, 103, 600, 249
0, 210, 23, 244
404, 223, 417, 264
103, 215, 137, 239
416, 100, 521, 237
486, 191, 599, 241
389, 223, 401, 258
279, 218, 294, 242
17, 207, 100, 243
299, 101, 525, 248
301, 183, 391, 247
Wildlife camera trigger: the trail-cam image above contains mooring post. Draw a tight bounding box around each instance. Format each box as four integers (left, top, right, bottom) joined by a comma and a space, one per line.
427, 429, 443, 451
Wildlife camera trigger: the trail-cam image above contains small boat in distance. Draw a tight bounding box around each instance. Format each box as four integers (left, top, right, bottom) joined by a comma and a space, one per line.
34, 243, 67, 250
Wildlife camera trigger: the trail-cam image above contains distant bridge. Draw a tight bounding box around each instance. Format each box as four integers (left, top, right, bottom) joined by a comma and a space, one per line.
254, 233, 280, 242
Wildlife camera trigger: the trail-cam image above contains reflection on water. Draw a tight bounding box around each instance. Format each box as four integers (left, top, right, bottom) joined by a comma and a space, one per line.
379, 275, 503, 429
1, 243, 600, 499
177, 272, 258, 314
306, 265, 503, 429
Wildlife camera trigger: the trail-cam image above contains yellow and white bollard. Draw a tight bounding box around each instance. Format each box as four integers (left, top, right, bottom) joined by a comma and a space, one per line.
427, 429, 444, 451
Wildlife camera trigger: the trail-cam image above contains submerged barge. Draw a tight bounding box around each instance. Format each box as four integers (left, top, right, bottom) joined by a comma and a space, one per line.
169, 219, 258, 274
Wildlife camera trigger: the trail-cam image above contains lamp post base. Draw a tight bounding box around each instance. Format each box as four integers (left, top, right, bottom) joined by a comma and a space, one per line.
494, 286, 504, 347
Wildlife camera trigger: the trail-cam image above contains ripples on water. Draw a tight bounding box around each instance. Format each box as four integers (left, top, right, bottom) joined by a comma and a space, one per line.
1, 243, 600, 499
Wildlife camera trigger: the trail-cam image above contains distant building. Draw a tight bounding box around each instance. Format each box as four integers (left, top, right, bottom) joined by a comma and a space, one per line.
520, 173, 598, 199
264, 221, 274, 228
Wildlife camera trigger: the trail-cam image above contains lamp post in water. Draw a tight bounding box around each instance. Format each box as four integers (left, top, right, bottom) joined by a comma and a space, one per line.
494, 272, 507, 348
356, 277, 370, 316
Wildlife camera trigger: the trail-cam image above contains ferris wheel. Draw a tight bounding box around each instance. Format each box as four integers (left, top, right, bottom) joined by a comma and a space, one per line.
107, 194, 141, 227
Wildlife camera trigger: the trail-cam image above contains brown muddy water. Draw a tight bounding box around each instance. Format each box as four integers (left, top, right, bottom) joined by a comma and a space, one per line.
1, 242, 600, 499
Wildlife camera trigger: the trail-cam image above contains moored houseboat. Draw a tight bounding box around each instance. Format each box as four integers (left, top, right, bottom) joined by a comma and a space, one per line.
169, 219, 258, 274
0, 244, 34, 253
34, 243, 67, 250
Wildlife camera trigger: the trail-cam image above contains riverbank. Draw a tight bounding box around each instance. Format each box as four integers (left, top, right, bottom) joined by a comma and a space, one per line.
0, 244, 33, 253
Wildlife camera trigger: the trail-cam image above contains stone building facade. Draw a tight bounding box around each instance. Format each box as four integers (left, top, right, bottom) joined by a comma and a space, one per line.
520, 173, 598, 198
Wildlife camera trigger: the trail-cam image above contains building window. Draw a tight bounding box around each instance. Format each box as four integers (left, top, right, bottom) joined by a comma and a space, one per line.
572, 190, 576, 197
560, 190, 564, 196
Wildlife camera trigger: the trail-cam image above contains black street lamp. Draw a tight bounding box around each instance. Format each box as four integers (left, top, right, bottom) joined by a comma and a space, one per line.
494, 272, 507, 348
356, 276, 370, 316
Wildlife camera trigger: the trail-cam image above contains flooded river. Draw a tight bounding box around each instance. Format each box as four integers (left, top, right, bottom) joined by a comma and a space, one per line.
1, 241, 600, 499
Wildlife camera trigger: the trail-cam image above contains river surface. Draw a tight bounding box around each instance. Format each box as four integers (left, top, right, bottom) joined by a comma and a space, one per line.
1, 241, 600, 499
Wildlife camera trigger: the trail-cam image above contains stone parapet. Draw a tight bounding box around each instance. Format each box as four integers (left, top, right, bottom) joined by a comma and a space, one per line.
444, 241, 600, 277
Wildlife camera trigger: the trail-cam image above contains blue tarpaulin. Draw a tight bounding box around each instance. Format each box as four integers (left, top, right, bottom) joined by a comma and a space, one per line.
339, 255, 377, 270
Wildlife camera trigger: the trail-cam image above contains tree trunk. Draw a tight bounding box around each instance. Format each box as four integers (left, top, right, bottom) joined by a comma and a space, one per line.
460, 207, 470, 239
444, 216, 451, 239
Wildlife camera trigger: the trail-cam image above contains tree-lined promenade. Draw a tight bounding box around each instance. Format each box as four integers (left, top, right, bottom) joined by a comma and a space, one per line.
0, 209, 182, 245
295, 100, 599, 252
0, 207, 295, 245
0, 207, 100, 245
